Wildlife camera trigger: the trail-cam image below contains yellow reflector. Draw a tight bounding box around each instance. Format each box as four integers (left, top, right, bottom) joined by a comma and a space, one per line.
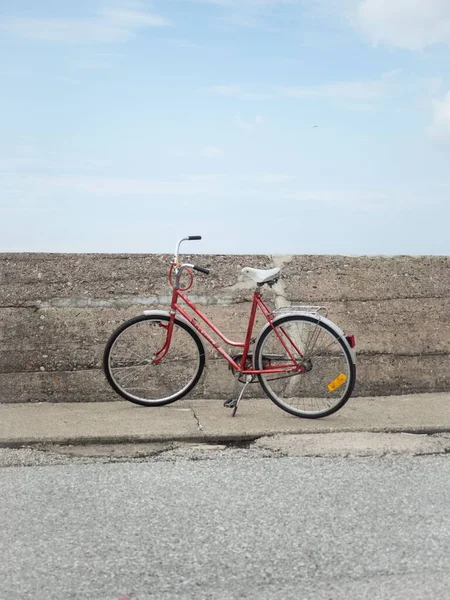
328, 373, 347, 392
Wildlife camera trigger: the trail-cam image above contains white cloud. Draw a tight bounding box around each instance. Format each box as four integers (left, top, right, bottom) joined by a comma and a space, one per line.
11, 174, 223, 196
184, 174, 220, 182
210, 84, 243, 96
286, 189, 390, 210
101, 7, 168, 27
191, 0, 300, 5
0, 2, 170, 44
190, 0, 298, 31
286, 187, 435, 209
210, 72, 399, 109
0, 157, 45, 170
235, 115, 264, 131
0, 140, 112, 172
209, 84, 274, 100
201, 145, 225, 158
428, 91, 450, 143
166, 145, 225, 159
246, 174, 294, 183
296, 0, 450, 50
356, 0, 450, 50
165, 38, 201, 49
276, 79, 386, 102
71, 59, 110, 70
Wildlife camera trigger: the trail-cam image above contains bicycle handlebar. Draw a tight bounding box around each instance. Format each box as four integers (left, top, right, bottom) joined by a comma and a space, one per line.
170, 262, 210, 289
174, 235, 202, 264
192, 265, 210, 275
181, 263, 210, 275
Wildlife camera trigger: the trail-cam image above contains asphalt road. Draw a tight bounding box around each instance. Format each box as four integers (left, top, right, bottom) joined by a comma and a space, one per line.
1, 448, 450, 600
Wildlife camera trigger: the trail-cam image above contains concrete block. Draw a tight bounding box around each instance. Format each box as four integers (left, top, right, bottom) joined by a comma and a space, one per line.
1, 252, 449, 402
324, 298, 450, 355
282, 255, 450, 302
354, 354, 450, 397
0, 369, 116, 403
0, 253, 271, 306
0, 367, 207, 404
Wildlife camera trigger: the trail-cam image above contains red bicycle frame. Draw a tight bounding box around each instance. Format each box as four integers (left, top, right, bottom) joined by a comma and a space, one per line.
154, 282, 304, 376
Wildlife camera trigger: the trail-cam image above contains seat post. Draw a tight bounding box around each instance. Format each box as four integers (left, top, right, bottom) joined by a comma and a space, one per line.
239, 290, 260, 368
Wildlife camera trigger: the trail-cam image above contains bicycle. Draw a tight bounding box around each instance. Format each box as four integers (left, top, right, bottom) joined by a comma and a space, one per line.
103, 236, 356, 418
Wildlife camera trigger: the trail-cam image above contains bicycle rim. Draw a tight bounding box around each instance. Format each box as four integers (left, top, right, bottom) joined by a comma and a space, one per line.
104, 315, 205, 406
255, 315, 355, 418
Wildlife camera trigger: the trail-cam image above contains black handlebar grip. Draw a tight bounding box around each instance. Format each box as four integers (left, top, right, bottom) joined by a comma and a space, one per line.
193, 265, 210, 275
188, 236, 202, 240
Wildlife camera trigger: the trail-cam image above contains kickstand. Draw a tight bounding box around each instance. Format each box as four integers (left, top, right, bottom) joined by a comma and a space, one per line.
232, 380, 250, 417
223, 374, 252, 416
224, 375, 240, 407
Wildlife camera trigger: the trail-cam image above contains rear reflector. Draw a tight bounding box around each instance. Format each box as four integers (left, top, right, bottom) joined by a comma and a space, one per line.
345, 334, 356, 348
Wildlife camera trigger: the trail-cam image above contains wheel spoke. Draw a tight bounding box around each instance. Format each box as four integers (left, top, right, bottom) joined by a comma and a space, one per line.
256, 315, 354, 418
104, 316, 204, 406
113, 361, 149, 371
115, 364, 150, 385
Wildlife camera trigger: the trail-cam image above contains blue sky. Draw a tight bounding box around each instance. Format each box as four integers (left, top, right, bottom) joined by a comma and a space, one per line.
1, 0, 450, 254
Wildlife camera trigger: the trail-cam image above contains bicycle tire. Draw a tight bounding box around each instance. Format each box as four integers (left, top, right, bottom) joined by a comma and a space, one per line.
103, 314, 205, 406
254, 314, 355, 418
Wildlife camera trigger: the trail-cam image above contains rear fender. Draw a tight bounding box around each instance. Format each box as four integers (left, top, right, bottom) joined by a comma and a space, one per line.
253, 311, 356, 365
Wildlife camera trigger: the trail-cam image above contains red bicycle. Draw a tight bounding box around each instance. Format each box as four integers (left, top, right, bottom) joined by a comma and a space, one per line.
103, 236, 356, 418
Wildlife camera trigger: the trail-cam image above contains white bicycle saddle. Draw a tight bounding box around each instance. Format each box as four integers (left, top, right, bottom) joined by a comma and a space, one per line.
241, 266, 280, 284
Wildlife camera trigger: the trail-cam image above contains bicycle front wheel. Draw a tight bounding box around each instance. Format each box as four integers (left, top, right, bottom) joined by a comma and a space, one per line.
254, 314, 355, 418
103, 314, 205, 406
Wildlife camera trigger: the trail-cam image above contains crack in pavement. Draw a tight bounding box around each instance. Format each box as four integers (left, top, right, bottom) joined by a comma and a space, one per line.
191, 407, 203, 433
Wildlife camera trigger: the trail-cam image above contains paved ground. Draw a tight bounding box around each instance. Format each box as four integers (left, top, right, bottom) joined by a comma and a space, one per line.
2, 394, 449, 599
1, 430, 450, 468
1, 392, 449, 447
1, 453, 450, 600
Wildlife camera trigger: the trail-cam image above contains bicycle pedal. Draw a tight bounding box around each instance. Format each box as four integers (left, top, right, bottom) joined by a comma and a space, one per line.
223, 398, 238, 408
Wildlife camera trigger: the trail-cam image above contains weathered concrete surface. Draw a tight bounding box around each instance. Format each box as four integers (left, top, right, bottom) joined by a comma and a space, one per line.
187, 393, 450, 440
0, 400, 199, 446
281, 255, 450, 301
254, 432, 450, 457
1, 434, 450, 467
0, 370, 119, 403
1, 253, 449, 402
1, 393, 449, 447
0, 253, 271, 305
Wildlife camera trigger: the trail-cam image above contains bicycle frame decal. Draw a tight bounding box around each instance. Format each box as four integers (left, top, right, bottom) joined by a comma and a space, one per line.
159, 286, 302, 375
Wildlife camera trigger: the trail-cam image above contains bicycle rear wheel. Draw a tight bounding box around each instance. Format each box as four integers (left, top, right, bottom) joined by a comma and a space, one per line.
103, 314, 205, 406
254, 314, 355, 418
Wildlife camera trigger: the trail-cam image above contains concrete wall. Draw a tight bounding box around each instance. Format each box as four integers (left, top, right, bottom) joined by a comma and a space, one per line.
1, 253, 449, 403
